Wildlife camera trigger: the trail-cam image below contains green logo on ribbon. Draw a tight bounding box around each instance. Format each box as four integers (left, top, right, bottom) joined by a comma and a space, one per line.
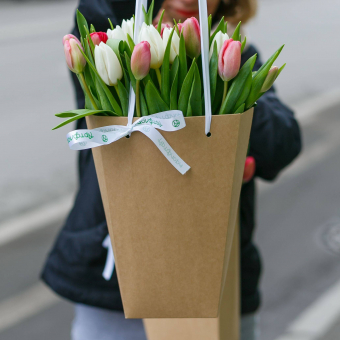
172, 120, 180, 128
102, 135, 108, 143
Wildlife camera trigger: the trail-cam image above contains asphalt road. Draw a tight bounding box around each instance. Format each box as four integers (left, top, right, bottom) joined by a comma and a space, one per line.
1, 0, 340, 339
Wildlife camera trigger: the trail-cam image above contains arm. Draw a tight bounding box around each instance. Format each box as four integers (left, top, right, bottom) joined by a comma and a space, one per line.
242, 45, 302, 181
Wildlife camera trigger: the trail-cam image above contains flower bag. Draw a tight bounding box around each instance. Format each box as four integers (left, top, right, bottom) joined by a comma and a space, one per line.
55, 0, 285, 318
85, 0, 252, 318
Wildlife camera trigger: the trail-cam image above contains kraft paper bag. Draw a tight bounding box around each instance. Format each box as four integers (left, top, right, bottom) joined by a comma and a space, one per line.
143, 213, 240, 339
86, 108, 253, 318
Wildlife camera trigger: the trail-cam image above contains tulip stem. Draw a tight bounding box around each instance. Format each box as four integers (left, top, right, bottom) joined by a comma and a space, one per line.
136, 80, 141, 117
79, 72, 98, 110
222, 81, 228, 106
155, 68, 162, 89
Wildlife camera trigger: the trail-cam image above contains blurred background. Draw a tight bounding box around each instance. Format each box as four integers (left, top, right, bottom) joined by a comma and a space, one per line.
1, 0, 340, 339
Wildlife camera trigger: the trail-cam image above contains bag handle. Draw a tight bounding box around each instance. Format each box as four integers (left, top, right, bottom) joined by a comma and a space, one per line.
128, 0, 212, 135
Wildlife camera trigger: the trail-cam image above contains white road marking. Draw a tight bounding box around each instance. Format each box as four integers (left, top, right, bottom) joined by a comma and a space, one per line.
0, 283, 60, 334
275, 279, 340, 340
0, 195, 73, 247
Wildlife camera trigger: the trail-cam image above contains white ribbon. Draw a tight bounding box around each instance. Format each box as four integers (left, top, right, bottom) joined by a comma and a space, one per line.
66, 110, 191, 175
102, 234, 115, 281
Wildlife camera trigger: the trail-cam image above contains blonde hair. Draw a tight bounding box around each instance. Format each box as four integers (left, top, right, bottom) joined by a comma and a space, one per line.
219, 0, 257, 25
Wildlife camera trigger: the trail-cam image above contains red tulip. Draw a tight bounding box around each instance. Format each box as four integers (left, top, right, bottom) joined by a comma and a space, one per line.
243, 156, 256, 183
218, 38, 241, 82
63, 34, 86, 74
131, 41, 151, 80
90, 32, 108, 46
182, 17, 201, 59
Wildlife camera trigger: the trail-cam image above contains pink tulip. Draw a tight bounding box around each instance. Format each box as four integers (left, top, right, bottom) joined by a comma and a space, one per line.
261, 66, 279, 92
131, 41, 151, 80
177, 23, 183, 34
63, 34, 86, 74
181, 17, 201, 59
155, 23, 171, 38
218, 39, 241, 82
243, 156, 256, 183
90, 32, 108, 46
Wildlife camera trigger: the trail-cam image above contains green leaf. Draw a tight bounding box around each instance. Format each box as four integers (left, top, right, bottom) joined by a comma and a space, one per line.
209, 41, 218, 103
108, 18, 114, 30
143, 0, 154, 25
231, 22, 241, 41
276, 63, 286, 79
170, 56, 179, 85
234, 103, 245, 114
210, 17, 225, 46
76, 73, 101, 110
52, 109, 116, 130
78, 47, 123, 116
219, 54, 257, 115
241, 36, 247, 53
246, 45, 284, 108
126, 34, 135, 53
95, 77, 114, 111
125, 52, 136, 91
90, 24, 96, 33
178, 58, 196, 116
144, 81, 169, 114
225, 21, 228, 34
161, 27, 175, 106
212, 76, 224, 115
157, 10, 165, 34
170, 58, 179, 110
55, 110, 81, 118
208, 14, 212, 37
233, 71, 252, 112
178, 33, 187, 95
189, 63, 202, 116
76, 10, 89, 42
140, 90, 149, 116
117, 79, 129, 116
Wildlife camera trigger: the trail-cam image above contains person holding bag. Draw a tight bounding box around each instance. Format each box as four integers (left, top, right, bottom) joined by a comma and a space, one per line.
42, 0, 301, 339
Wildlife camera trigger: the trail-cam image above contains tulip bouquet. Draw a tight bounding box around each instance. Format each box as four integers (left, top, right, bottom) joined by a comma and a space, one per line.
53, 1, 285, 130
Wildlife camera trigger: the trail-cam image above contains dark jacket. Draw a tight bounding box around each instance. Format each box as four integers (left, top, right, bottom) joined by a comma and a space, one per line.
42, 0, 302, 315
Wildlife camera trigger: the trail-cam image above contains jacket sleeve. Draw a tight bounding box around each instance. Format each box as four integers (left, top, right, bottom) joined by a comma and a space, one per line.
242, 45, 302, 181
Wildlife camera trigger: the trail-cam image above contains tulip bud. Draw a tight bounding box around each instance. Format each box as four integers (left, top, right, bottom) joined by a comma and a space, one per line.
243, 156, 256, 183
95, 42, 123, 86
162, 27, 180, 63
182, 17, 201, 59
107, 17, 134, 42
218, 38, 241, 82
209, 31, 229, 60
139, 23, 164, 69
90, 32, 108, 46
155, 23, 171, 38
131, 41, 151, 80
63, 34, 86, 74
261, 66, 279, 92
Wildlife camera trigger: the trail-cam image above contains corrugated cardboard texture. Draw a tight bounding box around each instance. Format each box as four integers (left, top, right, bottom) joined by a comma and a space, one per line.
143, 214, 240, 339
86, 109, 253, 318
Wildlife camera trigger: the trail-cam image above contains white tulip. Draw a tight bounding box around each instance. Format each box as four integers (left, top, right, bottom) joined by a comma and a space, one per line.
139, 23, 164, 69
162, 27, 180, 64
209, 31, 229, 60
107, 17, 134, 42
122, 17, 134, 40
107, 26, 126, 41
95, 42, 123, 86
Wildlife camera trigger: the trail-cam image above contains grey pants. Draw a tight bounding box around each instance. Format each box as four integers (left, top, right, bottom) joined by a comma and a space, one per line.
71, 304, 259, 340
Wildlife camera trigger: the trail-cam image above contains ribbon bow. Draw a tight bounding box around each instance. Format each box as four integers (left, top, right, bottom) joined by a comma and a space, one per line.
66, 110, 190, 175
